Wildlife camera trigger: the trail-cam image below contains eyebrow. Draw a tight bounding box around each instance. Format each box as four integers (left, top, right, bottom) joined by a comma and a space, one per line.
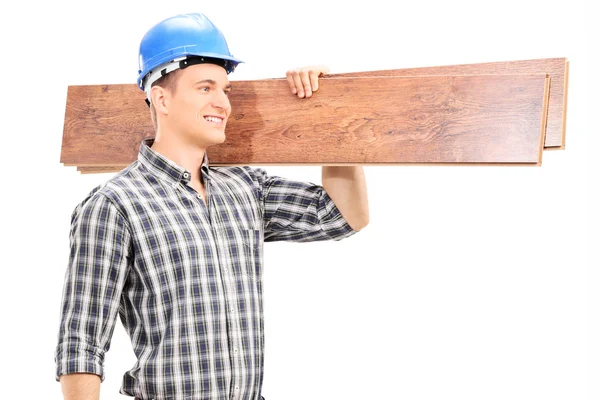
194, 79, 232, 90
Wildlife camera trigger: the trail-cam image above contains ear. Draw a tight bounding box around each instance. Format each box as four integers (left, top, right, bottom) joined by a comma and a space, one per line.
151, 86, 170, 116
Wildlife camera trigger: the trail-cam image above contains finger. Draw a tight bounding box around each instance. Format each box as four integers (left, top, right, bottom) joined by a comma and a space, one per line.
292, 72, 305, 98
319, 65, 330, 75
300, 70, 312, 97
309, 71, 320, 92
285, 70, 297, 95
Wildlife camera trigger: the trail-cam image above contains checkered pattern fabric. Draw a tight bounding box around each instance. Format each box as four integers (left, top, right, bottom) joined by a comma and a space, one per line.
55, 137, 357, 399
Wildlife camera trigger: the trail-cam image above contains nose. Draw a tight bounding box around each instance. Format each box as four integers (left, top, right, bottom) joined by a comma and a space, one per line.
211, 90, 231, 114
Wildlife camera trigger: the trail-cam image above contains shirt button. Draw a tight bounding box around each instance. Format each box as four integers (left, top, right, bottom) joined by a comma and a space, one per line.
235, 386, 239, 390
234, 348, 238, 353
230, 307, 234, 312
183, 172, 189, 178
224, 268, 228, 273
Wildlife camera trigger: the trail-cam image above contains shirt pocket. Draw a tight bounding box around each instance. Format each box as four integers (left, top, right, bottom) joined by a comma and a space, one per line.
241, 227, 262, 281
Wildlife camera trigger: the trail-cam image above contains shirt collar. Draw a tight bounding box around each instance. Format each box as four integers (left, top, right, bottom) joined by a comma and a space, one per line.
137, 137, 210, 186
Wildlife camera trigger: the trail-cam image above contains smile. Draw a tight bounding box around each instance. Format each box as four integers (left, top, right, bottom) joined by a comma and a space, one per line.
204, 116, 224, 124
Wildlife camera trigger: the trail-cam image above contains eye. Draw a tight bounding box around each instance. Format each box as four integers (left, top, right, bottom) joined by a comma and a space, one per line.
199, 86, 210, 92
224, 89, 232, 96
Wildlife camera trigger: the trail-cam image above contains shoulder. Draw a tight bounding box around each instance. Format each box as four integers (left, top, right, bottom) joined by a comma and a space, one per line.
210, 165, 267, 191
230, 166, 270, 188
212, 165, 259, 181
70, 162, 142, 221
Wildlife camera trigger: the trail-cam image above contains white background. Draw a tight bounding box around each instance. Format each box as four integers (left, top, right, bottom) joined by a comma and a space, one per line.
0, 0, 596, 399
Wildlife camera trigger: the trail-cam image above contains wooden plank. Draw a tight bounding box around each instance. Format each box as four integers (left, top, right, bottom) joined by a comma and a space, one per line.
330, 58, 567, 148
76, 166, 125, 174
61, 58, 567, 174
63, 74, 549, 170
561, 61, 570, 149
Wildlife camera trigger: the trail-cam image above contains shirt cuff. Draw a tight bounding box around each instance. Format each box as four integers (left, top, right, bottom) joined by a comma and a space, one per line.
321, 190, 359, 241
55, 343, 105, 382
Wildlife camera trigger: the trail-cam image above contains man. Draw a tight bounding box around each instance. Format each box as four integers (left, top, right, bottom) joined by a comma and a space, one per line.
55, 12, 369, 400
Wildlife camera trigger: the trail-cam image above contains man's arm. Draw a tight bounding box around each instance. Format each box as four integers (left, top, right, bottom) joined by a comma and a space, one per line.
322, 165, 369, 231
285, 65, 370, 232
54, 191, 132, 398
246, 167, 359, 242
60, 373, 100, 400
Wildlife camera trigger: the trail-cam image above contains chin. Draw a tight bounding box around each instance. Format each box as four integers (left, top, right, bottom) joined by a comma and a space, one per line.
204, 130, 226, 146
215, 129, 226, 141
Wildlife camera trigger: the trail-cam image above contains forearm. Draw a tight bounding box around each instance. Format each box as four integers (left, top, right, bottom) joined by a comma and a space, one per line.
60, 373, 101, 400
321, 166, 369, 231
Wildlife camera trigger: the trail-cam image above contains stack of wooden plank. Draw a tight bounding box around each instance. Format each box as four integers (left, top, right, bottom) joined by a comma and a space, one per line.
60, 58, 569, 173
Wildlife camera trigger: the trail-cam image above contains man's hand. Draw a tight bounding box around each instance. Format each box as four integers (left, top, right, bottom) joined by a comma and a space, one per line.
285, 65, 329, 98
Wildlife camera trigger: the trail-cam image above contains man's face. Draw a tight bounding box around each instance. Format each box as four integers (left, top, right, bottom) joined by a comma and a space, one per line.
167, 63, 232, 146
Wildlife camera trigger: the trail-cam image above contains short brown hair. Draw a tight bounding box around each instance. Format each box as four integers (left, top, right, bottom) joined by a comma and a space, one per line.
149, 68, 183, 131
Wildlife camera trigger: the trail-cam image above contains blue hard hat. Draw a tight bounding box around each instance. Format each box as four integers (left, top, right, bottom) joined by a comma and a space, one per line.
137, 13, 243, 92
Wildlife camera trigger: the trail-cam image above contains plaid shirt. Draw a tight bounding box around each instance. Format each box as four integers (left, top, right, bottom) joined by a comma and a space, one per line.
55, 137, 358, 400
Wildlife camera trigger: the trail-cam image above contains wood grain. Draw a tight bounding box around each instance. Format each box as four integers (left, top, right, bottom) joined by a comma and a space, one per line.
331, 58, 567, 148
63, 74, 550, 172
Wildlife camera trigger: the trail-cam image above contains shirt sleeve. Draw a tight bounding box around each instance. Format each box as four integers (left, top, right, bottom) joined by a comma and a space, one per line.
54, 192, 132, 382
245, 166, 358, 242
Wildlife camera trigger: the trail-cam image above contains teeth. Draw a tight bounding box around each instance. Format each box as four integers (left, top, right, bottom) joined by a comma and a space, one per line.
204, 116, 223, 123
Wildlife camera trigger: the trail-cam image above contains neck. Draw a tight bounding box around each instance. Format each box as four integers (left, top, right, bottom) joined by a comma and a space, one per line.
151, 131, 206, 185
